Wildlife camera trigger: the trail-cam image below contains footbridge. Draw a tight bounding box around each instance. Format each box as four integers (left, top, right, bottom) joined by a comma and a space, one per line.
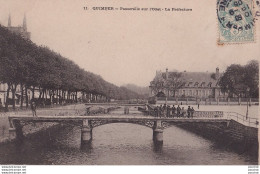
8, 111, 258, 144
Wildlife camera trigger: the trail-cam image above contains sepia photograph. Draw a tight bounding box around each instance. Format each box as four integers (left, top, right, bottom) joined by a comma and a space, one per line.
0, 0, 259, 171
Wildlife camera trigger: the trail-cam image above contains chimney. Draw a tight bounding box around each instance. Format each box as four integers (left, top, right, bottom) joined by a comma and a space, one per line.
166, 68, 169, 80
216, 67, 220, 80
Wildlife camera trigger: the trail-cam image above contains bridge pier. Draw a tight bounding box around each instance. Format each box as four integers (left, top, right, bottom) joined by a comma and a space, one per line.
9, 128, 17, 140
153, 120, 163, 143
81, 119, 92, 144
8, 120, 24, 141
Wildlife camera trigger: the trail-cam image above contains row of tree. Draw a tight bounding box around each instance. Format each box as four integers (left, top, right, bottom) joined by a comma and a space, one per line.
0, 25, 142, 110
219, 60, 259, 98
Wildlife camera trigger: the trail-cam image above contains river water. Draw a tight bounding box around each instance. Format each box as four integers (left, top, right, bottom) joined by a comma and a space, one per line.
0, 123, 257, 165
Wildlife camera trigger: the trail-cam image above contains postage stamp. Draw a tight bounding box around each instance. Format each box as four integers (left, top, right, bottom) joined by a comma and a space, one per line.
217, 0, 256, 44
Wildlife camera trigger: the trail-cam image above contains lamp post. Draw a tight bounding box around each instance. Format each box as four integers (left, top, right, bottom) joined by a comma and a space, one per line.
246, 87, 250, 120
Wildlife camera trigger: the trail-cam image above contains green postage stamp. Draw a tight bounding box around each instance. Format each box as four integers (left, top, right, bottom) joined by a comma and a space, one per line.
217, 0, 256, 44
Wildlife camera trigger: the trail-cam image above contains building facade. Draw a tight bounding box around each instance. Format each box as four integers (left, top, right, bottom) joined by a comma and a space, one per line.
149, 68, 226, 100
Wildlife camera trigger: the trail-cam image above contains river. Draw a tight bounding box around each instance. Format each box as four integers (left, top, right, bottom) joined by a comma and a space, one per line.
0, 123, 257, 165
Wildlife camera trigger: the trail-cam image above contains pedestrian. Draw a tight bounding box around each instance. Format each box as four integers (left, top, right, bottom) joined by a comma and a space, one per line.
154, 107, 157, 117
181, 107, 186, 117
159, 105, 163, 117
172, 105, 176, 118
31, 101, 37, 117
198, 103, 200, 109
187, 106, 191, 118
191, 107, 195, 118
167, 105, 170, 117
163, 104, 167, 117
177, 105, 181, 118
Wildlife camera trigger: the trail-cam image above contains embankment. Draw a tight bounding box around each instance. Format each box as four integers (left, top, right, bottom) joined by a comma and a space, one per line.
176, 120, 258, 158
1, 121, 60, 144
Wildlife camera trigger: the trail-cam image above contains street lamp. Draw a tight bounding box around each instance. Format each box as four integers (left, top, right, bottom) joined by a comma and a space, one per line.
246, 87, 250, 120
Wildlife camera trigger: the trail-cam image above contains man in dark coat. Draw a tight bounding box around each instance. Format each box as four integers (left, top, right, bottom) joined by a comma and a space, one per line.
177, 105, 181, 117
191, 107, 195, 118
187, 106, 191, 118
172, 105, 176, 118
166, 105, 171, 117
31, 101, 37, 117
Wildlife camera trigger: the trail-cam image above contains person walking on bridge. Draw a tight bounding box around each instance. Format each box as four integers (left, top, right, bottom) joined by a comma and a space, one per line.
187, 106, 191, 118
154, 106, 158, 117
191, 107, 195, 118
166, 105, 171, 117
172, 105, 176, 118
181, 107, 186, 117
163, 104, 167, 117
177, 105, 181, 118
159, 105, 163, 117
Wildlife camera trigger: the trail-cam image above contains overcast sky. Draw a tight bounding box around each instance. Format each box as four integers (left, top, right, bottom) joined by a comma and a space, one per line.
0, 0, 259, 87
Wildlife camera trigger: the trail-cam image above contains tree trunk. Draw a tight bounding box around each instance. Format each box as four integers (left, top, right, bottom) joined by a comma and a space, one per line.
56, 89, 59, 104
38, 87, 42, 99
11, 84, 17, 110
42, 89, 44, 99
25, 86, 29, 108
75, 91, 78, 103
49, 89, 53, 106
20, 83, 24, 109
32, 86, 35, 100
5, 83, 11, 110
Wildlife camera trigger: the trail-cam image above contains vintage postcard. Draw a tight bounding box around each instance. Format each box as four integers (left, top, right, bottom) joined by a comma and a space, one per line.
0, 0, 259, 172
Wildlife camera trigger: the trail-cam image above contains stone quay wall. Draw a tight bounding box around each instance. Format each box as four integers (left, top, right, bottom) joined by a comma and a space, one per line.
175, 120, 258, 157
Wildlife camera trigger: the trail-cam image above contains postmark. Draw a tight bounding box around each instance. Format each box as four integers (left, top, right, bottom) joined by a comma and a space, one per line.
256, 0, 260, 18
217, 0, 256, 44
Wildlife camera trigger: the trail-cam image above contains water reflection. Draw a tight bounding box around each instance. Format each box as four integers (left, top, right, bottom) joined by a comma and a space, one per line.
152, 141, 163, 153
80, 141, 93, 153
0, 123, 258, 165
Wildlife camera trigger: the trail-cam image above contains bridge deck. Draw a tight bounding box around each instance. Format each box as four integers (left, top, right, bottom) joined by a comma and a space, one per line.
8, 115, 228, 123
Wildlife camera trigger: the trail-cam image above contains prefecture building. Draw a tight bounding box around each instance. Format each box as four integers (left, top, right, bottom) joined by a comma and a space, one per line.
149, 68, 227, 103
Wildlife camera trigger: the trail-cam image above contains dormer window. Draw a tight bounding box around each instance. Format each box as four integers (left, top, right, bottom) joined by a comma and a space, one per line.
208, 82, 212, 87
201, 82, 206, 87
194, 82, 199, 87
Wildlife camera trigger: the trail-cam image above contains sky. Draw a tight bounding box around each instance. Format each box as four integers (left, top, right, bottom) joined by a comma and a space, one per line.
0, 0, 259, 87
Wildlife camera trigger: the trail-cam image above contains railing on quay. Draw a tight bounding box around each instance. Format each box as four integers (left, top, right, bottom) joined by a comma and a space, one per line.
224, 112, 259, 128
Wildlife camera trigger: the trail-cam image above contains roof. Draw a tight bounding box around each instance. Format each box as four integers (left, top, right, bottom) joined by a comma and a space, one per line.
154, 71, 221, 88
